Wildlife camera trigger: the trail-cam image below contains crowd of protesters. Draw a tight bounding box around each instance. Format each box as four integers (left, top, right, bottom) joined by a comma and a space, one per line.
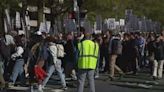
0, 28, 164, 92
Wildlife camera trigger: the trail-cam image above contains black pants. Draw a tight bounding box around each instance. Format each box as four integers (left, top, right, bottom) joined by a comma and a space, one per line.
129, 57, 137, 74
100, 53, 109, 72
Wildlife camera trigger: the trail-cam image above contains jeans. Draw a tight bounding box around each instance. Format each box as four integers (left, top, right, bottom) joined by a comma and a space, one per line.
43, 60, 66, 87
10, 59, 25, 84
77, 69, 95, 92
0, 61, 5, 85
153, 60, 164, 78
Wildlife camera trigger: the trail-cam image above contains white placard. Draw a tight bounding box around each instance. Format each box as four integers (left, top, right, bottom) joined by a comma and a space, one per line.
120, 19, 125, 26
16, 12, 21, 28
4, 18, 8, 33
108, 18, 116, 30
39, 21, 51, 33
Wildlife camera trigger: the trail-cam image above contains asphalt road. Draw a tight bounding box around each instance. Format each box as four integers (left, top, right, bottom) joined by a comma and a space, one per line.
44, 73, 164, 92
3, 70, 164, 92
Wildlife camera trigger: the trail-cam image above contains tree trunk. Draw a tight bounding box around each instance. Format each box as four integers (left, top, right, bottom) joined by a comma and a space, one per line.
37, 0, 44, 27
0, 8, 4, 33
50, 0, 55, 34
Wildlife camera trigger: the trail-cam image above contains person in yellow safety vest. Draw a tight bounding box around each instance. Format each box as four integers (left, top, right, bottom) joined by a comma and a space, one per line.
77, 32, 99, 92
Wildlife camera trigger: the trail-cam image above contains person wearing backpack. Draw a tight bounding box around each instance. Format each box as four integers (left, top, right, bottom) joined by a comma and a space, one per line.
42, 36, 67, 90
0, 32, 15, 81
108, 34, 124, 80
8, 36, 25, 87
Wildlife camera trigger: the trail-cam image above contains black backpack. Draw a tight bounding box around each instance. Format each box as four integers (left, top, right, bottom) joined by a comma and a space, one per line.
0, 38, 11, 59
111, 39, 123, 55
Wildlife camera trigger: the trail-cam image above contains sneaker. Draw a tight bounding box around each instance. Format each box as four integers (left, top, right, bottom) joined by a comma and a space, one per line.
118, 74, 124, 80
61, 86, 68, 90
108, 76, 115, 81
7, 82, 14, 88
42, 85, 45, 89
95, 75, 99, 79
157, 77, 162, 80
152, 76, 157, 80
71, 74, 77, 80
38, 85, 43, 92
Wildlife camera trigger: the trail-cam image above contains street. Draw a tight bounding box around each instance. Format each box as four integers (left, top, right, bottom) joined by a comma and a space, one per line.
5, 69, 164, 92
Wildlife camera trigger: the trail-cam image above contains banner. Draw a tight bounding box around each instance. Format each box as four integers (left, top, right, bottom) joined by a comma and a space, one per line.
119, 19, 125, 26
73, 0, 79, 12
83, 20, 93, 34
21, 18, 25, 33
107, 18, 116, 30
64, 19, 77, 32
5, 9, 11, 31
96, 15, 102, 30
16, 12, 21, 29
4, 18, 8, 33
39, 21, 51, 33
25, 11, 31, 31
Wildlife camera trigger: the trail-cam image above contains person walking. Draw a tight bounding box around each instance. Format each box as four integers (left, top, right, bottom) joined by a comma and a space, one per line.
147, 33, 156, 75
77, 31, 99, 92
0, 33, 6, 88
0, 53, 5, 88
152, 31, 164, 80
8, 36, 25, 86
42, 36, 67, 90
108, 34, 124, 80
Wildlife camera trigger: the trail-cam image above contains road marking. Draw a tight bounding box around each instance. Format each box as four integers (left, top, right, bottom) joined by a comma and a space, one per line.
50, 89, 64, 92
7, 87, 29, 90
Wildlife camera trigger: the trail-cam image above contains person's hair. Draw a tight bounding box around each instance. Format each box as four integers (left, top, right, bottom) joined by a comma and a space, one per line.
80, 27, 85, 34
135, 32, 141, 36
14, 36, 23, 47
84, 33, 92, 39
45, 36, 55, 42
161, 30, 164, 36
93, 34, 102, 44
124, 33, 130, 38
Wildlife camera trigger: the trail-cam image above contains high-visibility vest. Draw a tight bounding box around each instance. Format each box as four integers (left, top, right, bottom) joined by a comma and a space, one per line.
78, 40, 99, 69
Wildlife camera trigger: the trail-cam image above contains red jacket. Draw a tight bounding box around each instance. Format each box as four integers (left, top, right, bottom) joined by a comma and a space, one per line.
34, 65, 47, 81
